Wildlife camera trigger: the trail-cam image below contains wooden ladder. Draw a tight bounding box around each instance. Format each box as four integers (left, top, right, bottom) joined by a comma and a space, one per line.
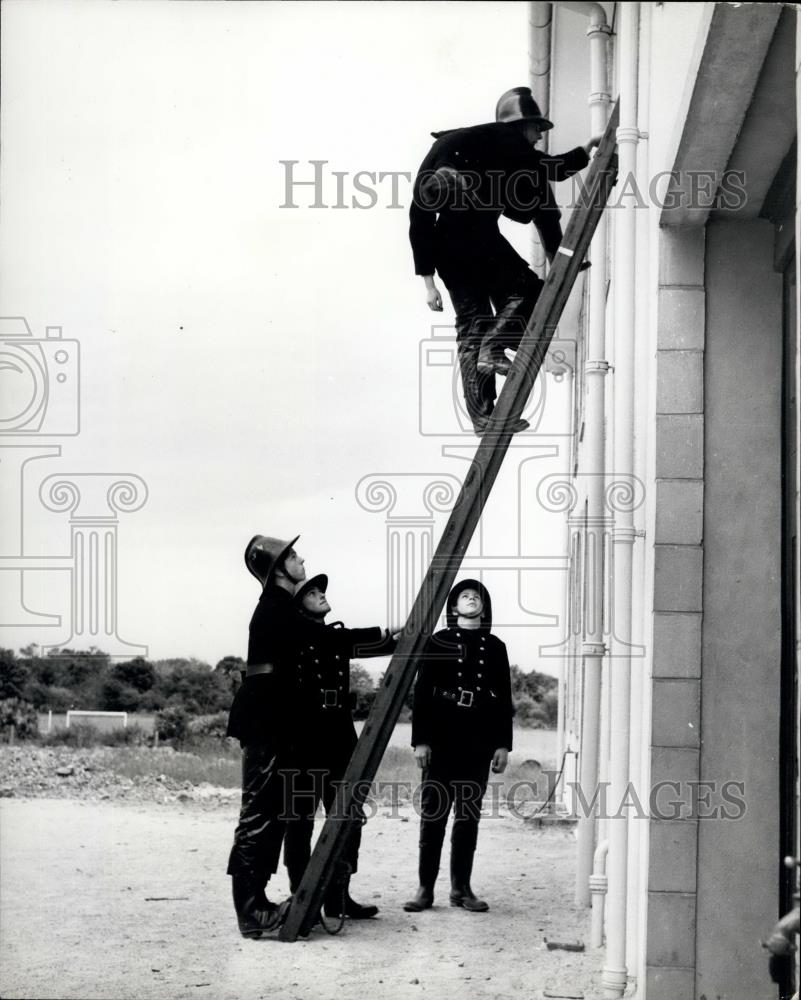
279, 100, 620, 942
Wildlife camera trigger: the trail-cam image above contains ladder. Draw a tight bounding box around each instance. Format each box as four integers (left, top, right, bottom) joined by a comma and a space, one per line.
279, 100, 620, 942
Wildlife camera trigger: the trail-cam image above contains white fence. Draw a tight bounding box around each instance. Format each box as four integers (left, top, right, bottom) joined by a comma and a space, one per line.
38, 711, 156, 734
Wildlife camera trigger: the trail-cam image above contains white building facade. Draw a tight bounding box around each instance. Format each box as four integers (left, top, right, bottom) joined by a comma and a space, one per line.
539, 3, 800, 997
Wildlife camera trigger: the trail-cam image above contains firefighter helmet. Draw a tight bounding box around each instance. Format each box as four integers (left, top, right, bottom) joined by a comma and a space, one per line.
495, 87, 553, 130
244, 534, 299, 586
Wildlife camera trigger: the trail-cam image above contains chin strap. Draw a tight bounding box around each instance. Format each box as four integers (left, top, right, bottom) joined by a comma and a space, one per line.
318, 860, 352, 936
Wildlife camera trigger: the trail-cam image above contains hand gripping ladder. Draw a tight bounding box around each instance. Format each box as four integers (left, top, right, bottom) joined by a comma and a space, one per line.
279, 100, 620, 942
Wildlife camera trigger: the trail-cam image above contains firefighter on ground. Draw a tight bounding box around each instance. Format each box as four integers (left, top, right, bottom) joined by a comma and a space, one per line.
409, 86, 601, 437
225, 533, 306, 939
283, 573, 396, 919
404, 579, 513, 913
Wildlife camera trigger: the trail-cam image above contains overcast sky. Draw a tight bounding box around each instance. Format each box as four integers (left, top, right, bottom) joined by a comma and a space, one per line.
1, 0, 583, 674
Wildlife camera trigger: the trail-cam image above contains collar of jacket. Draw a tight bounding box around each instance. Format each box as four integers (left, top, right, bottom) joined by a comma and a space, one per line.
259, 583, 294, 605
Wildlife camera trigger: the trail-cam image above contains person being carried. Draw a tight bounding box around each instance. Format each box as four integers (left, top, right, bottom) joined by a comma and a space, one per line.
225, 533, 306, 939
409, 86, 601, 437
403, 579, 513, 914
283, 573, 397, 921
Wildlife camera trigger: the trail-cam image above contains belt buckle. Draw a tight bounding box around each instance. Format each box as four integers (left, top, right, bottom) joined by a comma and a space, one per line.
458, 689, 474, 708
322, 689, 338, 708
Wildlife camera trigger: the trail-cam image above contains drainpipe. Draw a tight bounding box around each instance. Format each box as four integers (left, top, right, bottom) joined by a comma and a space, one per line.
626, 0, 652, 980
556, 0, 613, 909
546, 344, 576, 787
603, 4, 640, 999
590, 838, 610, 948
529, 2, 552, 275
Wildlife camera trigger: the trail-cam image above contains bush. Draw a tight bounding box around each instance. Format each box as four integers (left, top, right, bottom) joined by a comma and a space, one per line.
100, 678, 142, 712
186, 712, 229, 741
350, 664, 376, 719
39, 686, 76, 712
39, 723, 103, 748
0, 697, 39, 740
38, 722, 149, 748
104, 723, 150, 746
0, 651, 29, 700
112, 658, 156, 693
156, 705, 190, 744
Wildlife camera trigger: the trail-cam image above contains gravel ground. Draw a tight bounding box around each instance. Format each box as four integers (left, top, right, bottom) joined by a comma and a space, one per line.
0, 747, 603, 1000
0, 746, 240, 806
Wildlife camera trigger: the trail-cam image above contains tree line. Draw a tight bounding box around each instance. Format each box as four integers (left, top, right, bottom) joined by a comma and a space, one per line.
0, 647, 558, 734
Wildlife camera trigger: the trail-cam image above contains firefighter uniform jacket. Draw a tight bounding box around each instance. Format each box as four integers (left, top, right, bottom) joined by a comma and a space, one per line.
411, 625, 514, 758
291, 618, 396, 759
226, 584, 300, 747
409, 121, 589, 287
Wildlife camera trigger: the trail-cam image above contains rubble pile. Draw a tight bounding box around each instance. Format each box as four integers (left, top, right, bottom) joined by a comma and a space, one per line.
0, 746, 240, 807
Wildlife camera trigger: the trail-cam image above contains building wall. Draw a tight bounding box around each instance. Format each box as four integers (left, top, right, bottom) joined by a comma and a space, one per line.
696, 219, 783, 999
644, 224, 705, 1000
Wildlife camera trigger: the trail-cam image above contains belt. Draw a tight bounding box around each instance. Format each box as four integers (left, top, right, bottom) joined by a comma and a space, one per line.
433, 686, 475, 708
245, 663, 275, 677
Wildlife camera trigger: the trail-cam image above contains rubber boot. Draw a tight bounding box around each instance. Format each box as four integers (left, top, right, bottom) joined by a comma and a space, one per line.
287, 859, 307, 896
476, 347, 512, 377
324, 874, 379, 920
231, 874, 285, 938
403, 841, 442, 912
449, 844, 489, 913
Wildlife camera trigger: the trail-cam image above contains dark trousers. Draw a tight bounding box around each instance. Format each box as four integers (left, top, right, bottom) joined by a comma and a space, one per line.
227, 744, 290, 884
282, 758, 363, 888
446, 268, 543, 426
418, 749, 492, 859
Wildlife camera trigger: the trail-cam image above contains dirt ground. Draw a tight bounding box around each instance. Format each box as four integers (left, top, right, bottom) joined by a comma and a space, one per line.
0, 796, 603, 1000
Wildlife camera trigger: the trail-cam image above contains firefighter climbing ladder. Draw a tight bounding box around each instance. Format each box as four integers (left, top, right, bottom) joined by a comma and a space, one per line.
280, 101, 621, 942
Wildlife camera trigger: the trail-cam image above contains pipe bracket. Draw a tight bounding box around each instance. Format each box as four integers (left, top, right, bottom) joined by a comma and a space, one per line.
616, 126, 641, 145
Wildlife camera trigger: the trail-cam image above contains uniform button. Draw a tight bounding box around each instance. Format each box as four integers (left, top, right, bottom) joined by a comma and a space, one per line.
478, 673, 483, 679
339, 671, 344, 677
477, 686, 482, 691
456, 631, 461, 637
314, 659, 320, 664
335, 655, 340, 660
458, 658, 464, 664
457, 672, 462, 678
479, 660, 485, 665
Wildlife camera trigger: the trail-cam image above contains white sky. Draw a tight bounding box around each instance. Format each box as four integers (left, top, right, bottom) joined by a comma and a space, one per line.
1, 0, 583, 674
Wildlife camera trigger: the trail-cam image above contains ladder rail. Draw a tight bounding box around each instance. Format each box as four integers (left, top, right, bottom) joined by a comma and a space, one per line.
280, 100, 620, 941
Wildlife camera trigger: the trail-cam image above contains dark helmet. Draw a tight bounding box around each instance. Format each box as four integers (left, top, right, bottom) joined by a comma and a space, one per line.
445, 578, 493, 631
244, 534, 299, 586
495, 87, 553, 131
293, 573, 328, 604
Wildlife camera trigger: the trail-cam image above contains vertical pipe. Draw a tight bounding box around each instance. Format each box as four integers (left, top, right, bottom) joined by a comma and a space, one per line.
529, 2, 552, 145
603, 4, 640, 998
626, 1, 652, 978
529, 2, 552, 274
571, 0, 612, 909
556, 364, 576, 782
